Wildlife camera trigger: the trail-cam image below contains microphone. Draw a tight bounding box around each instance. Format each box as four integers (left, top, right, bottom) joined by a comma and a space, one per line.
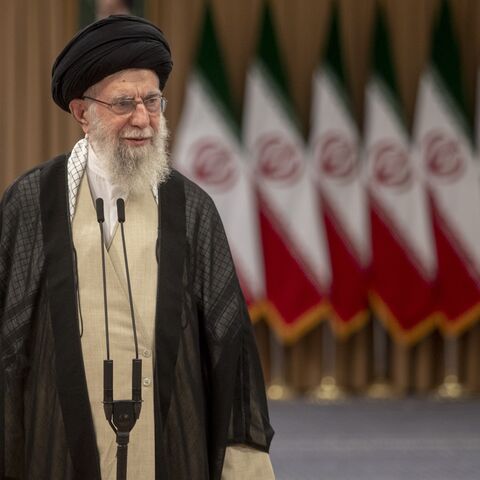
95, 198, 113, 420
116, 197, 125, 223
95, 198, 111, 360
116, 198, 142, 411
96, 197, 105, 223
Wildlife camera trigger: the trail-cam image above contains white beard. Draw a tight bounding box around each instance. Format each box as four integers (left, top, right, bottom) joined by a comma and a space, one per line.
88, 113, 171, 194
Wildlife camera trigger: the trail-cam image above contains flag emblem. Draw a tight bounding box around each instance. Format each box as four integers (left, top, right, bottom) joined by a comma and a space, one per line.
316, 132, 357, 182
255, 134, 304, 185
371, 142, 413, 190
188, 138, 239, 191
424, 131, 466, 181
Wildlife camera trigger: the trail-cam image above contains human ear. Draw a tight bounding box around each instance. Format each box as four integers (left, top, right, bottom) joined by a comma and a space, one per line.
69, 99, 90, 134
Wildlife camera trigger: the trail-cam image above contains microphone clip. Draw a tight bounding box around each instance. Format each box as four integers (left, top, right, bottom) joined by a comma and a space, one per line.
105, 399, 142, 439
102, 357, 143, 479
103, 358, 143, 437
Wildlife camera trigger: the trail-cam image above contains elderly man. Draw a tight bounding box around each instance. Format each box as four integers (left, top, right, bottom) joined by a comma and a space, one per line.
0, 15, 274, 480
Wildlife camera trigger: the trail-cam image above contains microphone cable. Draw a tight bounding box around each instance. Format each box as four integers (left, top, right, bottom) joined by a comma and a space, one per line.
117, 198, 139, 360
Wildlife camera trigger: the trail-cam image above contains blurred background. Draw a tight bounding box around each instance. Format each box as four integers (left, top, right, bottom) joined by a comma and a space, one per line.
2, 0, 480, 478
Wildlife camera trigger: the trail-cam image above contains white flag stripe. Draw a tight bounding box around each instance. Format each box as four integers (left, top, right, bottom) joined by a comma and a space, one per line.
174, 73, 265, 300
366, 80, 436, 279
414, 71, 480, 275
310, 68, 370, 265
244, 63, 331, 288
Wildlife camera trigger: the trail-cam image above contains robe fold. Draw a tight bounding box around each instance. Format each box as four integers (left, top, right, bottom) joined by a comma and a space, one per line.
0, 154, 273, 480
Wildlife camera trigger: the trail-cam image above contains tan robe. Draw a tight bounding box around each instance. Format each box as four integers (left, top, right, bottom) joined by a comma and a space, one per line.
73, 175, 274, 479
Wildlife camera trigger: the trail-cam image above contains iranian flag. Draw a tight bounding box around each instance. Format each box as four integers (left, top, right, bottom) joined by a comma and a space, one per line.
243, 4, 331, 343
365, 9, 437, 342
309, 4, 369, 337
412, 0, 480, 335
173, 7, 265, 320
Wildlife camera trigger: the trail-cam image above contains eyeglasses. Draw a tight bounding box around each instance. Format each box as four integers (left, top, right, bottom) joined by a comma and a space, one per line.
82, 93, 167, 115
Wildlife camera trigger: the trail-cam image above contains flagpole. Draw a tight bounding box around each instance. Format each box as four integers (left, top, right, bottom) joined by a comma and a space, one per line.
435, 335, 467, 399
309, 320, 345, 401
266, 330, 295, 401
367, 313, 395, 398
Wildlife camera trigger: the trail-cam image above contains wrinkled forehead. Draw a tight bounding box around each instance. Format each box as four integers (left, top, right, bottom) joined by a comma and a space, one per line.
87, 68, 160, 98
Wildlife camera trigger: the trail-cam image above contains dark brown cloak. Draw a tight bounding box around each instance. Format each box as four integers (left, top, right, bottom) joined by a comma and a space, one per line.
0, 155, 273, 479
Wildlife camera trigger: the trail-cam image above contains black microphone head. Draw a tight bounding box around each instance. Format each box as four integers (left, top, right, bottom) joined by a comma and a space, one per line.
117, 198, 126, 223
95, 198, 105, 223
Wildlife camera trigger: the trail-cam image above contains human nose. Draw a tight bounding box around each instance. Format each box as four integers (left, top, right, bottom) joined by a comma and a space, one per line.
129, 102, 150, 128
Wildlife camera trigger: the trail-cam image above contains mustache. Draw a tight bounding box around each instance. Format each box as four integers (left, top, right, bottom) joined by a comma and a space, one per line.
120, 127, 154, 139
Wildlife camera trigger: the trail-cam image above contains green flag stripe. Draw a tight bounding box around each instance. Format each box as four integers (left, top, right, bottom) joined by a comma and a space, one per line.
196, 72, 242, 140
371, 8, 406, 131
257, 4, 290, 101
196, 5, 239, 130
323, 3, 355, 120
430, 0, 472, 138
325, 4, 347, 99
256, 3, 301, 132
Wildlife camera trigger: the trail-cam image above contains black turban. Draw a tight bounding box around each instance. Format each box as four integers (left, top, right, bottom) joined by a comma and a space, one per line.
51, 15, 173, 112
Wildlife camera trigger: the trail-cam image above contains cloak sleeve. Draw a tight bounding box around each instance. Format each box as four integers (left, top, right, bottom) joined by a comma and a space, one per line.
1, 182, 25, 480
185, 177, 274, 479
0, 170, 44, 479
0, 191, 4, 478
1, 190, 3, 477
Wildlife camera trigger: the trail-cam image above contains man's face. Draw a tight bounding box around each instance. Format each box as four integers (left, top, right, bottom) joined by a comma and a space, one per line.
84, 68, 162, 146
78, 68, 170, 192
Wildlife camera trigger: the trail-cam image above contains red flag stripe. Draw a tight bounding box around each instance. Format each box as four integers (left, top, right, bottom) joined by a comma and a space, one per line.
258, 196, 328, 341
321, 196, 369, 334
370, 198, 437, 337
430, 194, 480, 334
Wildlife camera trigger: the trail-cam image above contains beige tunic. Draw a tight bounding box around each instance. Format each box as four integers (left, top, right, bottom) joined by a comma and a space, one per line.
73, 175, 274, 479
73, 175, 157, 479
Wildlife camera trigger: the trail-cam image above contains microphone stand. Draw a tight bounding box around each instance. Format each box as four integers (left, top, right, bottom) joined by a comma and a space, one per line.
96, 198, 143, 480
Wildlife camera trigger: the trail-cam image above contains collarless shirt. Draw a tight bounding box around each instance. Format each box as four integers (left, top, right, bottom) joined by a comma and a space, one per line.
86, 142, 129, 247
